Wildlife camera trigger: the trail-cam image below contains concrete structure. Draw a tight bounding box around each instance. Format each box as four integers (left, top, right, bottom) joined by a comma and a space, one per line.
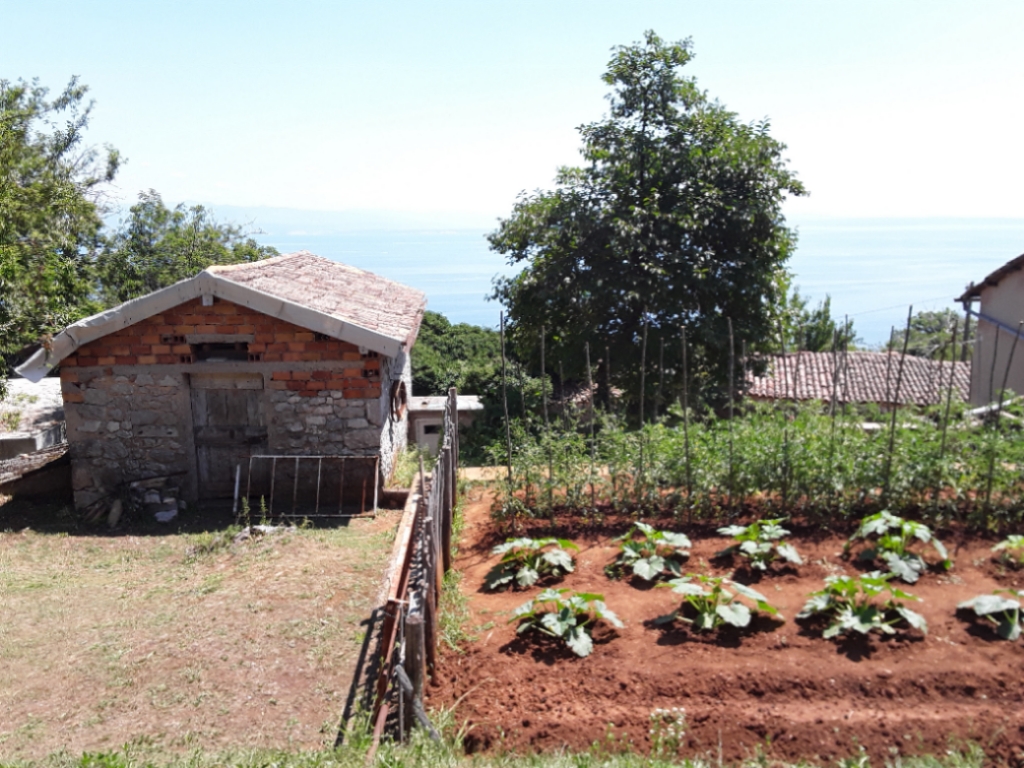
408, 394, 483, 455
958, 253, 1024, 406
0, 378, 65, 460
747, 351, 970, 409
16, 252, 426, 515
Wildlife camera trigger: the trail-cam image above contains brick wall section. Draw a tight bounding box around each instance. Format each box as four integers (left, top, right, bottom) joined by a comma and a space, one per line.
63, 297, 382, 400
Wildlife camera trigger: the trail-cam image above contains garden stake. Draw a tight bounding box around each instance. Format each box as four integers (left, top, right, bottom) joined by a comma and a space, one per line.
680, 325, 692, 522
639, 312, 648, 425
727, 316, 735, 515
605, 344, 612, 414
499, 312, 514, 503
988, 326, 1000, 405
883, 306, 913, 505
657, 336, 665, 422
540, 327, 549, 428
585, 342, 596, 509
541, 327, 553, 510
883, 326, 896, 405
828, 328, 840, 512
939, 320, 959, 460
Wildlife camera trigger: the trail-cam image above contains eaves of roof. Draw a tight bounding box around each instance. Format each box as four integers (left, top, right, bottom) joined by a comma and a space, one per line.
957, 252, 1024, 302
15, 267, 420, 383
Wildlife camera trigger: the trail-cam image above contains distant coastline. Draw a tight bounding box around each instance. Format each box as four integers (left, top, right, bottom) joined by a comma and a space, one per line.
215, 205, 1024, 346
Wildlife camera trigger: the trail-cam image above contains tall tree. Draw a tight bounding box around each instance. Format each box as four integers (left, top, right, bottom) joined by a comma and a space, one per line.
96, 190, 278, 305
886, 308, 966, 360
489, 32, 805, 416
0, 78, 121, 392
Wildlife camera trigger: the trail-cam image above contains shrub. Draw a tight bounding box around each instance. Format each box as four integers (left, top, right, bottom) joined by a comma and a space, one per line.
511, 588, 623, 657
797, 571, 927, 638
606, 522, 692, 581
484, 537, 578, 591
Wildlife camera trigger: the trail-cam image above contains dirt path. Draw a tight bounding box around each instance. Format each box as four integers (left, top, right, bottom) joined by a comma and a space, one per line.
430, 489, 1024, 765
0, 512, 399, 760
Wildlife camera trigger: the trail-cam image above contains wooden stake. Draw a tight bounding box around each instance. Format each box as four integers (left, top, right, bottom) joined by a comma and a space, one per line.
585, 342, 596, 508
680, 325, 692, 521
639, 313, 648, 425
883, 307, 913, 503
499, 312, 513, 487
727, 317, 735, 514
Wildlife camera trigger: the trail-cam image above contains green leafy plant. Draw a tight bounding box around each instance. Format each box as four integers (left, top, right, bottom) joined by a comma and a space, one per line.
845, 510, 950, 583
606, 522, 692, 581
957, 590, 1024, 641
656, 574, 781, 631
510, 588, 623, 657
484, 537, 578, 591
716, 518, 803, 570
648, 707, 687, 759
993, 535, 1024, 569
797, 571, 927, 639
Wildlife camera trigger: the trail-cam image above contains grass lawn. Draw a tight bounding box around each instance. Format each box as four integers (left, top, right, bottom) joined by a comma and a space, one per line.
0, 498, 399, 762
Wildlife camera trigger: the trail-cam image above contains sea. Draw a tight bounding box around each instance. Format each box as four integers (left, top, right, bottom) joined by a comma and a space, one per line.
252, 215, 1024, 347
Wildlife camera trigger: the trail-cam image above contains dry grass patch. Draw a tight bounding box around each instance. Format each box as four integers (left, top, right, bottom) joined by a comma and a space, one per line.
0, 509, 398, 762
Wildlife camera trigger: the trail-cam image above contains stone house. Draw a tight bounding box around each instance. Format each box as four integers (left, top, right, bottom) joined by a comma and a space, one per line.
16, 252, 426, 516
958, 253, 1024, 405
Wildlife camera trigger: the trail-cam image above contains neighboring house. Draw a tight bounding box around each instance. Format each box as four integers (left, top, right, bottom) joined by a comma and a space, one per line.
408, 394, 483, 455
746, 351, 970, 409
16, 252, 426, 516
958, 253, 1024, 405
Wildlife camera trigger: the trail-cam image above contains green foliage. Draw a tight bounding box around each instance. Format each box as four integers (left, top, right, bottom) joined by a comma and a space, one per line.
957, 589, 1023, 641
606, 522, 691, 581
96, 190, 277, 305
484, 537, 578, 590
488, 398, 1024, 527
657, 574, 781, 632
411, 310, 502, 396
648, 706, 688, 760
775, 282, 858, 352
887, 308, 968, 361
511, 588, 623, 657
846, 510, 950, 584
797, 572, 927, 639
0, 77, 120, 374
489, 31, 805, 416
716, 518, 803, 571
992, 534, 1024, 568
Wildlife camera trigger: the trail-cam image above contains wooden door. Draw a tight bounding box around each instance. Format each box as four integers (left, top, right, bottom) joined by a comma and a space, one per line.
190, 373, 267, 499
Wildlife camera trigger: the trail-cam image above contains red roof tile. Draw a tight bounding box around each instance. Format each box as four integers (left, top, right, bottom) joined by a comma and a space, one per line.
209, 251, 426, 348
746, 351, 970, 406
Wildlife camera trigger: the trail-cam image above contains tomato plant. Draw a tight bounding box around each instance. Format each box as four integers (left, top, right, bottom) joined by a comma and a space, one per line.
845, 510, 950, 583
656, 574, 781, 631
993, 535, 1024, 569
484, 537, 578, 591
958, 590, 1024, 641
797, 571, 927, 638
606, 522, 692, 581
511, 588, 623, 657
716, 518, 802, 571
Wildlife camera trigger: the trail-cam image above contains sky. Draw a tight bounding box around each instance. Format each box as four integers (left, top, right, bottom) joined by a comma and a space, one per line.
5, 0, 1024, 226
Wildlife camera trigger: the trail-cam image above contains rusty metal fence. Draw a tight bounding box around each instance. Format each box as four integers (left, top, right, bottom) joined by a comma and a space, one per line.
366, 387, 458, 756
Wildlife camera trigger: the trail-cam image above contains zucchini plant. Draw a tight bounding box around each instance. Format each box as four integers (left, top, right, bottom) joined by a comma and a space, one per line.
656, 574, 782, 631
845, 510, 950, 584
606, 522, 692, 581
958, 590, 1024, 641
716, 518, 803, 571
797, 571, 927, 639
484, 537, 578, 591
511, 588, 623, 657
993, 535, 1024, 569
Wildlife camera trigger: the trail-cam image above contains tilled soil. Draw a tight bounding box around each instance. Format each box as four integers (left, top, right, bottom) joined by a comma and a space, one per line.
430, 492, 1024, 766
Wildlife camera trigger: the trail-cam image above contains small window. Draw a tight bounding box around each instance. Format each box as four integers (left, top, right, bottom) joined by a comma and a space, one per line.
192, 342, 248, 362
423, 424, 442, 435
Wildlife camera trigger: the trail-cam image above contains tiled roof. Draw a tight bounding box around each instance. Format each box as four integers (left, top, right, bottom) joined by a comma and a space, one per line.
746, 351, 970, 406
209, 252, 426, 348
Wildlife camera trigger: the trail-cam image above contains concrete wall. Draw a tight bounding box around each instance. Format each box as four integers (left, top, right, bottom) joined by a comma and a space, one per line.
970, 272, 1024, 405
61, 296, 406, 511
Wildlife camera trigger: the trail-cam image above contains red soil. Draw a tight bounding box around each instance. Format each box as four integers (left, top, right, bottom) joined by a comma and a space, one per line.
429, 493, 1024, 766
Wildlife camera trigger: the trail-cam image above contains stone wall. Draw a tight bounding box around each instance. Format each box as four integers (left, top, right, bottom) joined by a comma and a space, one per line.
60, 296, 410, 511
63, 369, 195, 511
